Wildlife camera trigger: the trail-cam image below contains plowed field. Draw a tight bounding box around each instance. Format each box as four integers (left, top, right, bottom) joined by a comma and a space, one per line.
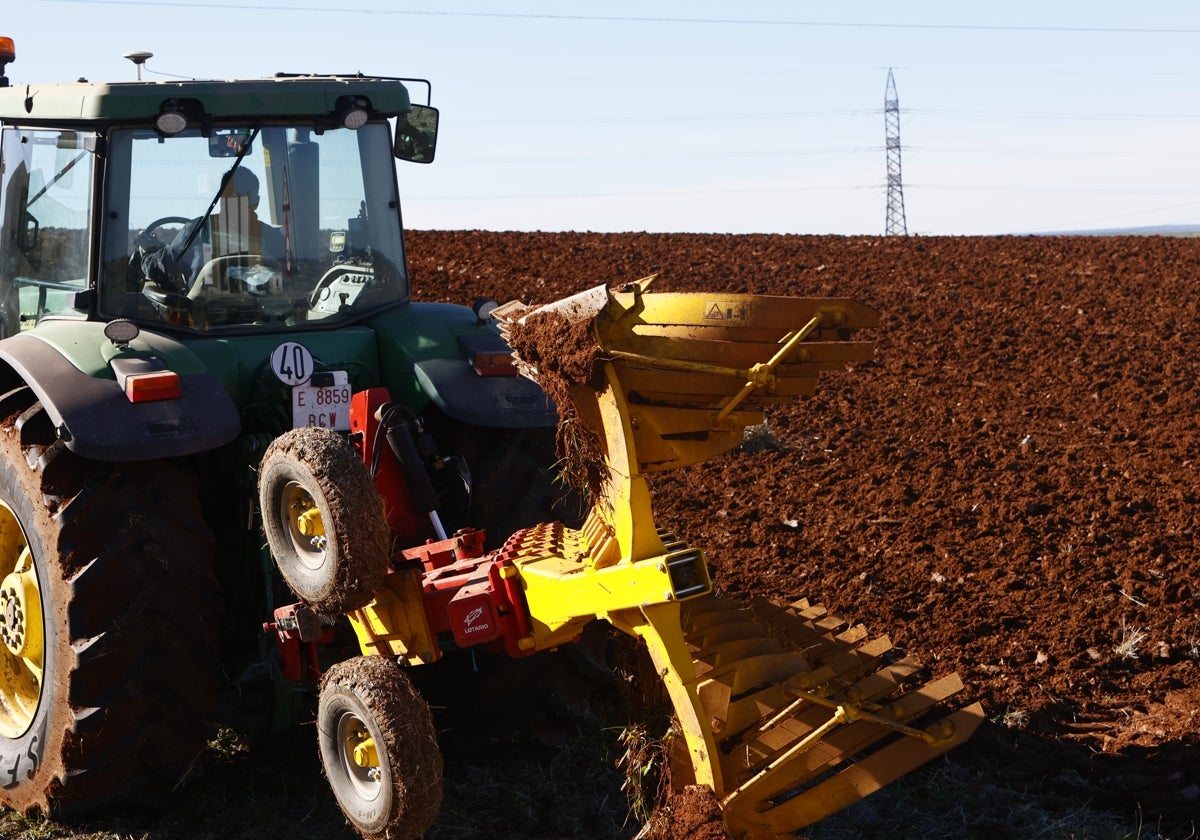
406, 230, 1200, 837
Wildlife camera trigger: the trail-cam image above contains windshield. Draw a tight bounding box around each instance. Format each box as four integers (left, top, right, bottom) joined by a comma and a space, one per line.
100, 122, 408, 331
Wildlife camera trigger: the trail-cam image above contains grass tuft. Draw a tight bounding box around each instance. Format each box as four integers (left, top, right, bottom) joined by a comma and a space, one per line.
614, 723, 672, 830
741, 420, 782, 454
1114, 618, 1148, 661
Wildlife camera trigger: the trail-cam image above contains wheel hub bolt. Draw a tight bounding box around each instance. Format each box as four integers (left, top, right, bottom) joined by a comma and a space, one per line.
0, 586, 22, 651
0, 572, 38, 659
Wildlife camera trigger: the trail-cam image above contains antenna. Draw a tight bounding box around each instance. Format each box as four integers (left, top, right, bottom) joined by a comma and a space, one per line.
123, 50, 153, 80
884, 68, 908, 236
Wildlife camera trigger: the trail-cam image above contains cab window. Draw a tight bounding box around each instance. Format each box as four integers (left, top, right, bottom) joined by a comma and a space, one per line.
0, 127, 93, 336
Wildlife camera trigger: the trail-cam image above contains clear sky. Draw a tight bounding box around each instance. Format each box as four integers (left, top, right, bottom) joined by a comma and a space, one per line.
5, 2, 1200, 235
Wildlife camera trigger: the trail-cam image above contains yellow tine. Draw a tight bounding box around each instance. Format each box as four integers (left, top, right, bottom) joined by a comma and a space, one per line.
692, 636, 787, 673
728, 672, 968, 792
714, 657, 932, 767
689, 619, 773, 649
723, 703, 986, 837
697, 651, 810, 700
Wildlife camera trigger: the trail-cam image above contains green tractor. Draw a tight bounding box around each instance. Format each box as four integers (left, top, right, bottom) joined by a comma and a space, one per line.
0, 36, 563, 820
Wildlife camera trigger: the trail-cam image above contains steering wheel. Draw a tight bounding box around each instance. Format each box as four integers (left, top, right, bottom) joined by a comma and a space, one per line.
135, 216, 192, 251
141, 281, 193, 312
132, 214, 195, 300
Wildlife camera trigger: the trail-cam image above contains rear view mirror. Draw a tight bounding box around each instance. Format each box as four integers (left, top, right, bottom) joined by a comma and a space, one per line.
395, 105, 438, 164
53, 132, 80, 190
210, 130, 253, 158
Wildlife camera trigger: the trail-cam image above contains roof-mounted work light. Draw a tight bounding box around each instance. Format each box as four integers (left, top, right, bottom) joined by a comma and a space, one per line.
155, 98, 206, 136
335, 96, 370, 130
155, 101, 189, 135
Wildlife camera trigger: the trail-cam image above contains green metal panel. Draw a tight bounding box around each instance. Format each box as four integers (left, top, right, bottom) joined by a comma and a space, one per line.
179, 327, 385, 405
24, 319, 209, 378
367, 301, 489, 405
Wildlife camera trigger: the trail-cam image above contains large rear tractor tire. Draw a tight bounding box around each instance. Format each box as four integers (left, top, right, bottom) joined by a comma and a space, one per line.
317, 656, 442, 840
0, 390, 219, 817
258, 428, 390, 614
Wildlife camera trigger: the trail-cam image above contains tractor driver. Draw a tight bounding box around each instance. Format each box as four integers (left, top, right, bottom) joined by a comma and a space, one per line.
139, 167, 284, 294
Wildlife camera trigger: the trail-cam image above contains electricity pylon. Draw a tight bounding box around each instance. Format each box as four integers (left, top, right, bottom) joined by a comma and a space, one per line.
884, 68, 908, 236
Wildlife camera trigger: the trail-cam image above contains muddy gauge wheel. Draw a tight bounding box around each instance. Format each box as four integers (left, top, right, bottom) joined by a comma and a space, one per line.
258, 428, 390, 613
318, 656, 442, 839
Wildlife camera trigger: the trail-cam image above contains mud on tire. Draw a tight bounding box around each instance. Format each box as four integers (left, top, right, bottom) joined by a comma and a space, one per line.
0, 389, 219, 816
317, 656, 442, 840
258, 427, 390, 614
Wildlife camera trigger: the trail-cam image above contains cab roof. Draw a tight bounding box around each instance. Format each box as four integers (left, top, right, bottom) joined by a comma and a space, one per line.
0, 75, 417, 126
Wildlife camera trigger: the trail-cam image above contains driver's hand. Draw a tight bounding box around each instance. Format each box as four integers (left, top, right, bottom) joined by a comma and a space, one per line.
140, 248, 190, 294
134, 230, 166, 252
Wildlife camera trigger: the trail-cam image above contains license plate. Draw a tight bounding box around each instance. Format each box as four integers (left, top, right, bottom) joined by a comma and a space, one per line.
292, 370, 351, 430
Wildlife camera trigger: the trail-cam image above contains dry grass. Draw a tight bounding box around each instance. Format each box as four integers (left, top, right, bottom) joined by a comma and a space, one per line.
614, 723, 673, 831
996, 707, 1030, 730
1114, 618, 1149, 661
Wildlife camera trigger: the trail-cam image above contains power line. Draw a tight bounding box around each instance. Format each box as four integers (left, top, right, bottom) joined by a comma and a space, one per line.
40, 1, 1200, 35
910, 107, 1200, 122
450, 148, 880, 164
407, 182, 1200, 203
907, 145, 1200, 160
454, 109, 873, 127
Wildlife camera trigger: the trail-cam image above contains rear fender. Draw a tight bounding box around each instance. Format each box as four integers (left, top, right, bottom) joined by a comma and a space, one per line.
411, 358, 556, 428
369, 301, 557, 429
0, 330, 239, 461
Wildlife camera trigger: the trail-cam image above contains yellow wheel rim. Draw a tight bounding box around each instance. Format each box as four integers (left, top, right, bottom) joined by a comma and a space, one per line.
0, 501, 43, 738
337, 712, 383, 801
281, 481, 328, 570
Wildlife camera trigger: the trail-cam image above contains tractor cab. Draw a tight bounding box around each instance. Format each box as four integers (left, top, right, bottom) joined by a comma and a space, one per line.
0, 54, 438, 336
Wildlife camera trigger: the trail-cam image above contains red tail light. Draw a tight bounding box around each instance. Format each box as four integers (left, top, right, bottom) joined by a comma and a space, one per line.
110, 356, 182, 403
124, 370, 182, 402
458, 333, 518, 377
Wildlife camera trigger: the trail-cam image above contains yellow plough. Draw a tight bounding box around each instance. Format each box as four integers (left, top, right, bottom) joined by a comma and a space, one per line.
489, 276, 985, 837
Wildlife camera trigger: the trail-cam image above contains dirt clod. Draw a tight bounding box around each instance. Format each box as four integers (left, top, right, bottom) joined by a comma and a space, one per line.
664, 785, 728, 840
505, 306, 610, 500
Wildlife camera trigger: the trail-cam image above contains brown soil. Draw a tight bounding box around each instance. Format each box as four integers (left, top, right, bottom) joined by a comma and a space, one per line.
504, 308, 609, 500
664, 785, 727, 840
406, 230, 1200, 836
